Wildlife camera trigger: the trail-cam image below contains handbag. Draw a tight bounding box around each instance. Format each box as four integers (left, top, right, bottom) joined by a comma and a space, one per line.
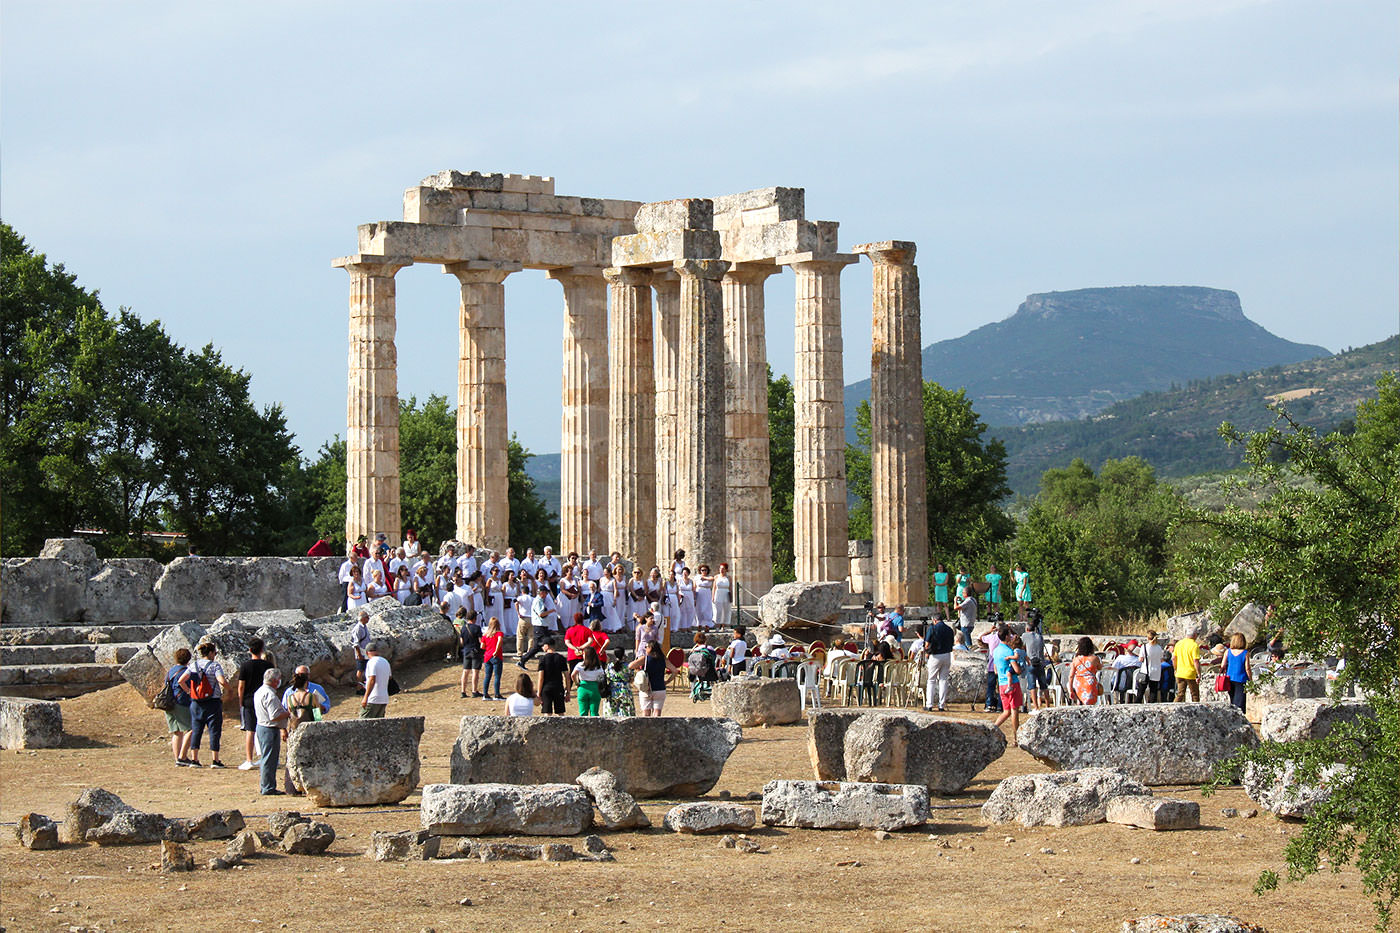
598, 676, 613, 699
633, 669, 648, 689
1214, 673, 1230, 693
151, 673, 177, 711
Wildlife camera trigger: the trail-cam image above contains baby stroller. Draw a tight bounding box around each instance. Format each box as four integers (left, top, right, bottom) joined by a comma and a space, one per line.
689, 644, 718, 702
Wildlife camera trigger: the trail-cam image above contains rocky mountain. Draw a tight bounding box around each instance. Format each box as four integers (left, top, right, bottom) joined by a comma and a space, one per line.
844, 286, 1330, 430
995, 335, 1397, 495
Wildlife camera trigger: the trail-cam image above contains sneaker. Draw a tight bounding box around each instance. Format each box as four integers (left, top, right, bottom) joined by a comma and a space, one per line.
460, 691, 467, 698
471, 692, 484, 698
177, 759, 195, 767
209, 760, 227, 769
261, 789, 286, 796
237, 760, 256, 771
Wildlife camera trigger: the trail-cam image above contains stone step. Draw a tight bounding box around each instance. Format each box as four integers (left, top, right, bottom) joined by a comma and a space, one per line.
0, 623, 167, 647
0, 662, 126, 699
0, 643, 144, 666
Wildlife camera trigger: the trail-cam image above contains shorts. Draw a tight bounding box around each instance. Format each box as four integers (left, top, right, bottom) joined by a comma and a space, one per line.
539, 686, 566, 715
240, 706, 258, 731
359, 703, 387, 719
461, 653, 482, 671
1029, 660, 1050, 688
356, 656, 368, 674
638, 688, 666, 713
999, 683, 1024, 710
165, 704, 192, 733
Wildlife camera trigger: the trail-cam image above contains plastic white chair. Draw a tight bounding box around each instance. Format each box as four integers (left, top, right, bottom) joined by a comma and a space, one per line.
796, 660, 822, 711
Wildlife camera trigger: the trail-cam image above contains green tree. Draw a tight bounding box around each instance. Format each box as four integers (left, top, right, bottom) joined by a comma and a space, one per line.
768, 367, 795, 583
398, 395, 458, 548
846, 381, 1014, 561
1016, 456, 1184, 629
1, 225, 300, 556
1186, 376, 1399, 928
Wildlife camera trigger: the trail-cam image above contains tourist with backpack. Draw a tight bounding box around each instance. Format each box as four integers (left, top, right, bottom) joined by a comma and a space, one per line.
160, 647, 196, 766
179, 642, 230, 768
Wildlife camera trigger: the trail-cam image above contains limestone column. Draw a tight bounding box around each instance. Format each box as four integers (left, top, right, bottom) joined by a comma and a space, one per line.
673, 259, 730, 568
446, 263, 516, 551
787, 254, 857, 583
604, 267, 656, 570
855, 241, 929, 605
722, 263, 780, 599
335, 254, 411, 547
652, 271, 681, 566
549, 268, 609, 555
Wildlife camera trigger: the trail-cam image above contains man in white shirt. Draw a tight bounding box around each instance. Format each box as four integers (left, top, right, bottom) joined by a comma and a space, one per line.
437, 546, 458, 576
459, 544, 479, 579
360, 642, 392, 719
253, 668, 289, 796
480, 551, 498, 578
388, 547, 407, 578
583, 550, 605, 582
498, 547, 520, 577
520, 549, 538, 579
337, 552, 357, 611
541, 547, 563, 581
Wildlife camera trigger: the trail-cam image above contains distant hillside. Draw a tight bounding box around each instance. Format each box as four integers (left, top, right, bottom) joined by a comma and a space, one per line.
522, 451, 560, 517
845, 286, 1329, 432
995, 335, 1398, 495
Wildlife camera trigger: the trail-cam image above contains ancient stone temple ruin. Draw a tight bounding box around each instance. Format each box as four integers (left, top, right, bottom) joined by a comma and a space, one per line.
336, 172, 929, 603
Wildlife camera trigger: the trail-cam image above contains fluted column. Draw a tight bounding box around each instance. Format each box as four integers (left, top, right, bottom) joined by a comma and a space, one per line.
652, 271, 681, 566
550, 267, 609, 555
604, 267, 656, 570
336, 254, 411, 547
673, 259, 730, 568
723, 263, 780, 598
446, 263, 516, 551
787, 254, 857, 583
855, 241, 928, 605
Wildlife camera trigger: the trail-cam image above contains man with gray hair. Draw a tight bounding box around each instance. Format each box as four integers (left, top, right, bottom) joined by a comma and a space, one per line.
351, 610, 372, 684
360, 642, 392, 719
253, 668, 289, 795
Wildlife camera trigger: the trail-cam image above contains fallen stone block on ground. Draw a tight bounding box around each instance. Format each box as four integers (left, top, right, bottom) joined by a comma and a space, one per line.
982, 767, 1151, 827
421, 782, 594, 837
1105, 794, 1201, 831
575, 767, 649, 829
711, 677, 802, 726
452, 716, 740, 797
287, 716, 424, 806
809, 710, 1006, 794
368, 829, 441, 861
0, 696, 64, 749
664, 802, 757, 834
1016, 705, 1257, 784
761, 779, 929, 831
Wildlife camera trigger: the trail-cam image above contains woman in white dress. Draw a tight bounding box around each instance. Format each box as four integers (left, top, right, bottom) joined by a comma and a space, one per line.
401, 528, 421, 559
557, 568, 580, 631
394, 567, 413, 603
671, 549, 687, 579
664, 571, 682, 632
694, 564, 714, 630
628, 568, 647, 630
677, 568, 697, 631
599, 570, 621, 633
347, 567, 368, 610
712, 562, 733, 631
501, 574, 519, 638
645, 568, 665, 614
367, 568, 390, 601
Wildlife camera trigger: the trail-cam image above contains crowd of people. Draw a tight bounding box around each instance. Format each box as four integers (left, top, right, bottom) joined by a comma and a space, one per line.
337, 532, 736, 639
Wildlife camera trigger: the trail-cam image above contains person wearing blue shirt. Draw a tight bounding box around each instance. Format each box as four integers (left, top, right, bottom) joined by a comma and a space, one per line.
279, 665, 330, 717
990, 624, 1023, 736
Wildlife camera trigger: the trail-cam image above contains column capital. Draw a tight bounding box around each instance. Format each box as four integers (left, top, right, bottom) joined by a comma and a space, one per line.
443, 260, 518, 286
778, 252, 859, 272
852, 241, 917, 265
722, 261, 783, 284
333, 254, 413, 276
547, 266, 609, 285
602, 266, 655, 286
673, 258, 730, 280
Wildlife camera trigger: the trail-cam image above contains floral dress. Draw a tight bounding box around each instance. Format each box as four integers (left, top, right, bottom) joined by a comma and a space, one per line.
602, 665, 635, 717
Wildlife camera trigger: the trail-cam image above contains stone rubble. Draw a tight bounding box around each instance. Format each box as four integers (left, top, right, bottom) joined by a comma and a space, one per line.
981, 768, 1153, 828
575, 767, 650, 829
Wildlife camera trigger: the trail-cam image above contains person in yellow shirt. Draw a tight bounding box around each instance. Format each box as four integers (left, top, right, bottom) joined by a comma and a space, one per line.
1173, 633, 1201, 702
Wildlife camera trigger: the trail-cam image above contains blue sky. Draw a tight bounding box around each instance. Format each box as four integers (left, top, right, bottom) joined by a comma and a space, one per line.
3, 0, 1395, 456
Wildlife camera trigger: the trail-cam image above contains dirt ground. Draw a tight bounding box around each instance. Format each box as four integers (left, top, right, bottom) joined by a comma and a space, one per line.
0, 658, 1375, 933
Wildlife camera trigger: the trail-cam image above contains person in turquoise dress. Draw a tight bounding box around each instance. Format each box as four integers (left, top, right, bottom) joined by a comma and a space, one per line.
932, 563, 950, 610
1012, 563, 1033, 620
984, 565, 1003, 607
955, 568, 971, 604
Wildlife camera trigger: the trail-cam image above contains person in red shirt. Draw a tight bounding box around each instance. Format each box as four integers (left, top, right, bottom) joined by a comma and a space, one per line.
588, 619, 610, 659
564, 613, 592, 663
481, 617, 505, 701
306, 539, 333, 557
